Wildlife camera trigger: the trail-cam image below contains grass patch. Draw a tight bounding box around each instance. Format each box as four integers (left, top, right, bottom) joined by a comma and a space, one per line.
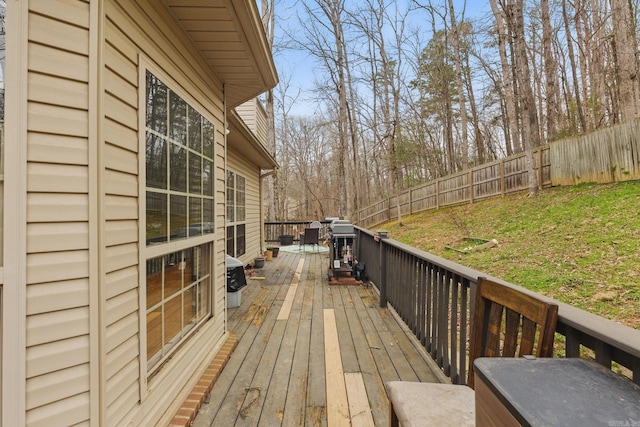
379, 180, 640, 329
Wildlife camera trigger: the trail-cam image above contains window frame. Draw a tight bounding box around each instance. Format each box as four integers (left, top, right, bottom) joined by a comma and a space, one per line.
140, 63, 216, 376
226, 170, 246, 258
144, 72, 215, 250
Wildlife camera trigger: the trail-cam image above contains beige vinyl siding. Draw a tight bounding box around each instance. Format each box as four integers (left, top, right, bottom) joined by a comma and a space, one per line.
102, 2, 141, 419
27, 133, 88, 165
104, 0, 228, 424
24, 1, 92, 424
213, 135, 227, 329
15, 0, 263, 422
26, 279, 90, 315
236, 101, 257, 132
227, 149, 262, 265
255, 103, 268, 144
236, 99, 268, 145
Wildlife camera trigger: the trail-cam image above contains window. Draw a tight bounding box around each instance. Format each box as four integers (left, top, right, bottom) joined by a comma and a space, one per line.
145, 71, 214, 245
144, 70, 214, 370
146, 245, 211, 367
226, 171, 246, 257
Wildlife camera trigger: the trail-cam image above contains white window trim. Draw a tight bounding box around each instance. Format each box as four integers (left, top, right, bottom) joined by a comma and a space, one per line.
3, 1, 28, 425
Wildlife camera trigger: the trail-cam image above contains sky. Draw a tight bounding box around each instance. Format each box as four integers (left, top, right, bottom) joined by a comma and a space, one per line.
270, 0, 491, 117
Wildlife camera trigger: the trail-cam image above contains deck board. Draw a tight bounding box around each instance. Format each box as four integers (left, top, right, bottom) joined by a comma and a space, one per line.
193, 250, 439, 426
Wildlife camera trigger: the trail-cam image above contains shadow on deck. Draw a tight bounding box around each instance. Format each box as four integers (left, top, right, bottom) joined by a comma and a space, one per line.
192, 248, 442, 426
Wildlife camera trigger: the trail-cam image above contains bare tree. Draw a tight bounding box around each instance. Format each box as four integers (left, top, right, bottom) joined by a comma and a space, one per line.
463, 27, 486, 163
503, 0, 541, 195
610, 0, 639, 121
286, 116, 334, 218
273, 72, 299, 220
489, 0, 521, 155
541, 0, 559, 142
350, 0, 411, 224
561, 0, 587, 133
261, 0, 277, 220
271, 0, 640, 218
296, 0, 354, 216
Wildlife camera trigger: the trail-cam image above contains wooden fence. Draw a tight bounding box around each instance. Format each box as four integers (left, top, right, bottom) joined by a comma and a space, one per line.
357, 147, 551, 228
356, 118, 640, 228
551, 119, 640, 185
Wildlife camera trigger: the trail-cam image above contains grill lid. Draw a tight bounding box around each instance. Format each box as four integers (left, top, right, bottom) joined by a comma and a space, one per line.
330, 220, 354, 235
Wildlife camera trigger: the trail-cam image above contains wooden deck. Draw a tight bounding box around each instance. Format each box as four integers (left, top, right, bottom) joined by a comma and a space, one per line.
193, 249, 441, 426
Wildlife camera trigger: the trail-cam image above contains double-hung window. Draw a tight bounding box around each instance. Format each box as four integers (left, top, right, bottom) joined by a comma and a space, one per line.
226, 171, 246, 257
144, 70, 214, 370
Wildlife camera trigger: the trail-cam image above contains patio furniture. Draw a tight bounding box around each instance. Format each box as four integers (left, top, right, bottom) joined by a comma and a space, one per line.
226, 255, 248, 308
386, 277, 559, 427
299, 227, 320, 252
279, 234, 294, 246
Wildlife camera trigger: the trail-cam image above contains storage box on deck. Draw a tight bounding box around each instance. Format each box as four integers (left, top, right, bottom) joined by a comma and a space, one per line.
226, 255, 247, 308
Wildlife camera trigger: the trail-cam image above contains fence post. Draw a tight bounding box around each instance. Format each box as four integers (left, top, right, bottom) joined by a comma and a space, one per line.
469, 169, 474, 204
500, 159, 505, 197
409, 188, 413, 215
377, 230, 389, 308
538, 148, 543, 190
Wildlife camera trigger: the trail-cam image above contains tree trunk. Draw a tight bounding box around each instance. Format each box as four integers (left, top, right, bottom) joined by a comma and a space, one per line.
511, 0, 540, 195
261, 0, 277, 220
541, 0, 558, 142
574, 0, 593, 131
464, 48, 484, 163
447, 0, 469, 170
610, 0, 639, 121
489, 0, 520, 154
562, 0, 587, 133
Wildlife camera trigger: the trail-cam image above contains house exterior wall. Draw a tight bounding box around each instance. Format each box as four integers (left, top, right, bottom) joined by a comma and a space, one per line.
237, 98, 268, 146
21, 1, 93, 425
2, 0, 272, 425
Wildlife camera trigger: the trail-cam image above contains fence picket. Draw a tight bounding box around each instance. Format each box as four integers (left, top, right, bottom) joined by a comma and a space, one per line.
356, 118, 640, 228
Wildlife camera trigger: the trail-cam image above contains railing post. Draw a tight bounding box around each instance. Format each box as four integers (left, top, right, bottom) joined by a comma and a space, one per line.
377, 229, 389, 308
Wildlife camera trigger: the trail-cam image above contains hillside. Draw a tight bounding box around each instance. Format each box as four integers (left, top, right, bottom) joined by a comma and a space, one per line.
378, 180, 640, 329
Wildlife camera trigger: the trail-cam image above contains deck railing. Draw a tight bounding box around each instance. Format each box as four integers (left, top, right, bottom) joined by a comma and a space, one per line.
352, 227, 640, 386
264, 220, 332, 243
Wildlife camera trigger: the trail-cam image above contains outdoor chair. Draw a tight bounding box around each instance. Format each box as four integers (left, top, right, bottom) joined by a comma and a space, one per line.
309, 220, 324, 240
386, 276, 559, 426
299, 227, 320, 252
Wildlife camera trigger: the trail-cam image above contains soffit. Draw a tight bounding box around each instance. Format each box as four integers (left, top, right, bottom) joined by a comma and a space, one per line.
163, 0, 278, 108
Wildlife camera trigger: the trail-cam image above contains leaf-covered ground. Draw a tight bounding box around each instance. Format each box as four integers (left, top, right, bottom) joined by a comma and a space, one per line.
378, 181, 640, 329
